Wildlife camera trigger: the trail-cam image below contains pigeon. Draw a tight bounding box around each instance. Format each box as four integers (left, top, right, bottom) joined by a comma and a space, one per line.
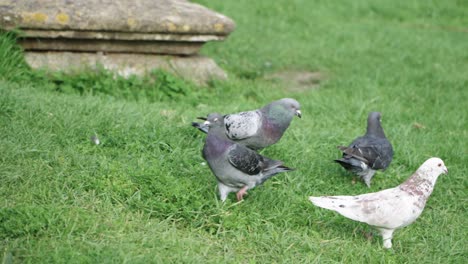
335, 112, 393, 187
192, 98, 301, 150
309, 157, 448, 249
202, 113, 295, 201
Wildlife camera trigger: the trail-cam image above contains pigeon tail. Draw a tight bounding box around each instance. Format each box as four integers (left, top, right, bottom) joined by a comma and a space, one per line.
334, 158, 365, 173
309, 196, 345, 211
335, 158, 375, 187
309, 196, 365, 223
259, 165, 294, 185
262, 158, 285, 171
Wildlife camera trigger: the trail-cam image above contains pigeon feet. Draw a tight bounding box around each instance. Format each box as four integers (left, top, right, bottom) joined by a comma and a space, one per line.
383, 239, 392, 249
218, 182, 234, 202
361, 169, 376, 188
379, 228, 394, 249
236, 186, 249, 201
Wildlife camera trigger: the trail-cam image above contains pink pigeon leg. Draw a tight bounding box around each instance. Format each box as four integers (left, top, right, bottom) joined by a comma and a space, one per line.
236, 186, 249, 201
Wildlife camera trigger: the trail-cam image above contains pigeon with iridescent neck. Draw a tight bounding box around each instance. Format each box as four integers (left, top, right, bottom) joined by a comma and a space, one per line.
310, 157, 448, 249
335, 112, 393, 187
192, 98, 301, 150
202, 113, 294, 202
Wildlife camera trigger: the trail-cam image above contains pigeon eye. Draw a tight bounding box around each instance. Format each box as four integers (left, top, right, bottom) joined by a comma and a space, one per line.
214, 118, 218, 122
438, 163, 442, 167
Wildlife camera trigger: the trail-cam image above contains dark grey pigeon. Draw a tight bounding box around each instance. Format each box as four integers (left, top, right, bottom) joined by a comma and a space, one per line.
202, 113, 295, 202
192, 98, 301, 150
335, 112, 393, 187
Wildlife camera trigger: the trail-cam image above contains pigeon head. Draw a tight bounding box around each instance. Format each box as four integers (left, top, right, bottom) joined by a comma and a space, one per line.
366, 112, 386, 138
279, 98, 302, 118
266, 98, 302, 119
203, 113, 225, 129
420, 157, 448, 176
399, 157, 447, 198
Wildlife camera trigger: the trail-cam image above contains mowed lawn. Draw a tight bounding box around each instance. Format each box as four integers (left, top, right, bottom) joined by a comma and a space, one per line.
1, 0, 467, 262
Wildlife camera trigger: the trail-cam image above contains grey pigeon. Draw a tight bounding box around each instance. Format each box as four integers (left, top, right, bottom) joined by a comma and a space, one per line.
310, 157, 448, 249
192, 98, 301, 150
202, 113, 294, 201
335, 112, 393, 187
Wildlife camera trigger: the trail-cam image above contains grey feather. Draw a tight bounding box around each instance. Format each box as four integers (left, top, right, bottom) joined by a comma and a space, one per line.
310, 157, 448, 249
335, 112, 393, 187
202, 113, 295, 202
194, 98, 301, 150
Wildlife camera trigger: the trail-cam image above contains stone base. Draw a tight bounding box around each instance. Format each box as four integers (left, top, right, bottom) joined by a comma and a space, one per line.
25, 51, 227, 85
19, 38, 204, 55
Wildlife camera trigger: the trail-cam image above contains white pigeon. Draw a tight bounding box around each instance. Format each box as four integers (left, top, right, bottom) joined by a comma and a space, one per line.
309, 157, 448, 249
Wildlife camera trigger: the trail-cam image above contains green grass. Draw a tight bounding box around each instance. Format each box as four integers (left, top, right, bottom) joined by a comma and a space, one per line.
1, 0, 467, 262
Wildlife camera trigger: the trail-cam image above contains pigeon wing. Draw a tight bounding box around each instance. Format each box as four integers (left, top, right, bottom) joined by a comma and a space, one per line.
227, 144, 265, 175
224, 111, 262, 140
345, 136, 393, 170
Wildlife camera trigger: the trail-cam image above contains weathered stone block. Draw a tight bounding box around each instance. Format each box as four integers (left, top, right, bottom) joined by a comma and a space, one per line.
25, 51, 227, 85
0, 0, 235, 83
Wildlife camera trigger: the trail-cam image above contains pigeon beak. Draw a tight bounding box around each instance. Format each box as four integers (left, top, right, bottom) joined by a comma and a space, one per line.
203, 120, 210, 126
295, 110, 302, 118
443, 167, 448, 174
